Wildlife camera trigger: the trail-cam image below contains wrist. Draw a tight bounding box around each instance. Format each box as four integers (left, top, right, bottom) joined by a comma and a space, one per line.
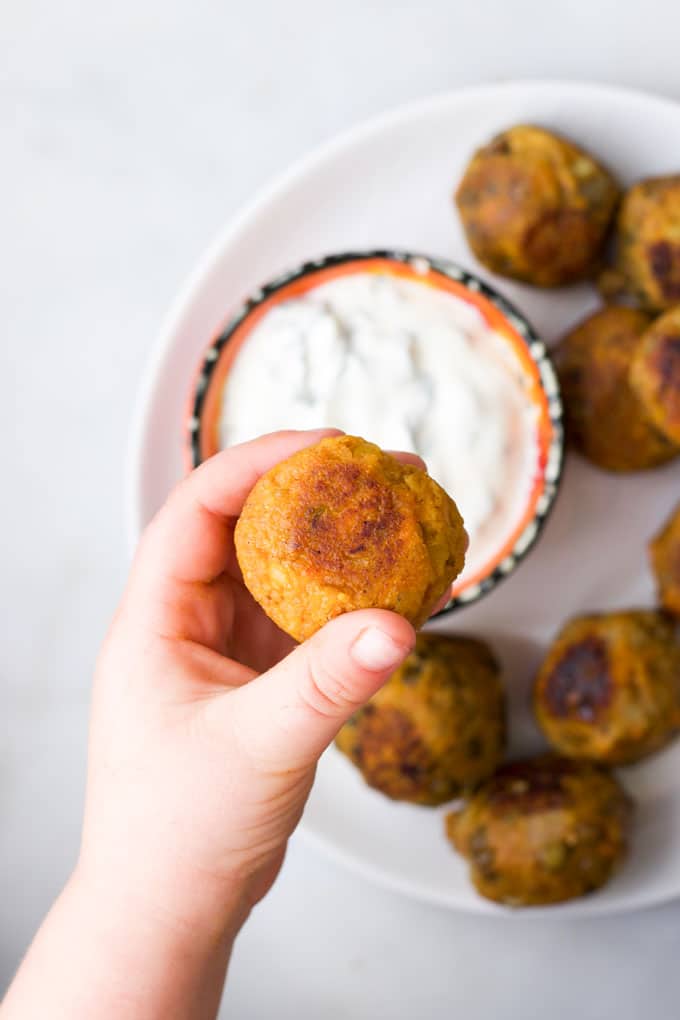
65, 860, 244, 1018
69, 857, 250, 956
2, 867, 244, 1020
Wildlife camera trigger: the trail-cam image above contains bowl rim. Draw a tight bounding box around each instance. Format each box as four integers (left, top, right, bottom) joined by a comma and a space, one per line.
186, 248, 565, 615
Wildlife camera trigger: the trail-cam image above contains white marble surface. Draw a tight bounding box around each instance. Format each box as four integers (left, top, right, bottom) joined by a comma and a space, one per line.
3, 1, 680, 1016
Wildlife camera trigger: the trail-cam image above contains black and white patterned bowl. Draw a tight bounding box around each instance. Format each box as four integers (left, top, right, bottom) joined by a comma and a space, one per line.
186, 250, 564, 616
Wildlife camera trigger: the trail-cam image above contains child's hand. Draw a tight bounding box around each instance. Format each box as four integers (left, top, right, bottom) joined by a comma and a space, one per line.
49, 428, 416, 1014
3, 429, 418, 1019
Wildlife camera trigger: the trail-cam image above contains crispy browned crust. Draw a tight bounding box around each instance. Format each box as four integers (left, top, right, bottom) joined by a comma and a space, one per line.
335, 633, 505, 805
556, 305, 678, 471
234, 435, 467, 642
455, 125, 619, 287
445, 754, 632, 906
631, 306, 680, 445
650, 503, 680, 617
610, 176, 680, 311
534, 610, 680, 765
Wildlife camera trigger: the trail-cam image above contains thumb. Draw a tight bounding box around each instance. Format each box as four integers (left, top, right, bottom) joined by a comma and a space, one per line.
230, 610, 415, 768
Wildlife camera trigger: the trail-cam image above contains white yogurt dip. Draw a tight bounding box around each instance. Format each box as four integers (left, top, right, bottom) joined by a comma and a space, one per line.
218, 270, 541, 587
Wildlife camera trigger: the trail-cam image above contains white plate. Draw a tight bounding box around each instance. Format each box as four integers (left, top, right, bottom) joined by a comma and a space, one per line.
127, 81, 680, 917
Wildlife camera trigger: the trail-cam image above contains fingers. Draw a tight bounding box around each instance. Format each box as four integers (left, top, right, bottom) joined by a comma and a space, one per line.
134, 429, 342, 588
226, 610, 416, 768
124, 426, 429, 655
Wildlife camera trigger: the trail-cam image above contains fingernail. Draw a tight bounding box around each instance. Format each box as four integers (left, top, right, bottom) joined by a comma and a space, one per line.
350, 627, 409, 672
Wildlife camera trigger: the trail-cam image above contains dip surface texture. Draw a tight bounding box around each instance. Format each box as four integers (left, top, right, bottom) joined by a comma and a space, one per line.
220, 270, 540, 585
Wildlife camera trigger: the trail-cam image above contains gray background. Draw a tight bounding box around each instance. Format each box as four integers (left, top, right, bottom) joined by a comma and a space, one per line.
3, 1, 680, 1017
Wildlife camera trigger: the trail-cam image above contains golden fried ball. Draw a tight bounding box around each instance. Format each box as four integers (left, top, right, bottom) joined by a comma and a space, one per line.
630, 306, 680, 445
234, 435, 467, 642
650, 503, 680, 616
455, 125, 619, 287
556, 305, 678, 471
445, 755, 631, 907
335, 633, 505, 805
603, 176, 680, 311
534, 611, 680, 765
